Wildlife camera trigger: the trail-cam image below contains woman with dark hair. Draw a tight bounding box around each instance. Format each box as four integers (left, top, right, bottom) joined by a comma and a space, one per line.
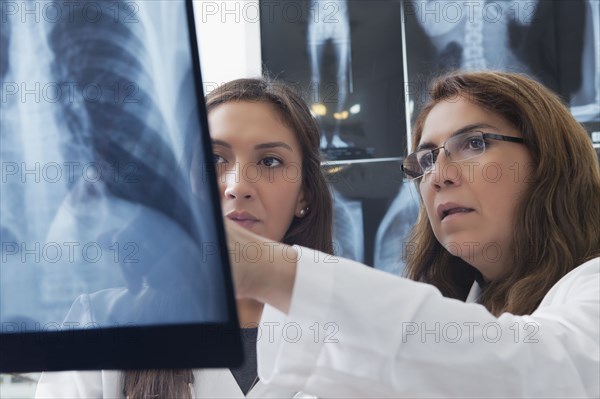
226, 71, 600, 397
35, 78, 333, 398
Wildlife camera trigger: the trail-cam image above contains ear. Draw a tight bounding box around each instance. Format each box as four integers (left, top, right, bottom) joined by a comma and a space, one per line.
294, 190, 308, 218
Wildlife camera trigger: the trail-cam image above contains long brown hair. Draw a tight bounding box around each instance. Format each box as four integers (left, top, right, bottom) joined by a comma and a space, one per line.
123, 78, 333, 398
405, 71, 600, 316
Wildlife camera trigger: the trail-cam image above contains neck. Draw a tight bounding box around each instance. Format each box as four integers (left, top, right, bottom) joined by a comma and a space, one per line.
237, 299, 264, 328
470, 252, 510, 283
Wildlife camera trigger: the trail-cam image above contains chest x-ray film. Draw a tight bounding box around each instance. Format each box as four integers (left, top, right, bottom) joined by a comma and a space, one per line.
0, 0, 242, 372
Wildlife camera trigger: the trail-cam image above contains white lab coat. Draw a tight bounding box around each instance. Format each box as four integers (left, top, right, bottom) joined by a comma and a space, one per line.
35, 368, 305, 398
257, 249, 600, 398
34, 289, 315, 398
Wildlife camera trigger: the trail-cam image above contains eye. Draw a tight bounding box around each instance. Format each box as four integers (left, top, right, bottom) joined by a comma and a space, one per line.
464, 136, 485, 152
213, 154, 227, 164
468, 137, 485, 150
258, 156, 282, 168
417, 151, 434, 170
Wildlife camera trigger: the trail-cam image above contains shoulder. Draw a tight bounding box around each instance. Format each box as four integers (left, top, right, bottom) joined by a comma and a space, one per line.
538, 257, 599, 307
556, 257, 598, 291
35, 370, 120, 398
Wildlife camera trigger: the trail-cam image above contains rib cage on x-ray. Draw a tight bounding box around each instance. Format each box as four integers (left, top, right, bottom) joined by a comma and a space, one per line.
1, 1, 226, 329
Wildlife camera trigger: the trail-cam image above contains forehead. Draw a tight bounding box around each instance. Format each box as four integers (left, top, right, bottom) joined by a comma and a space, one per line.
420, 97, 512, 144
208, 101, 295, 141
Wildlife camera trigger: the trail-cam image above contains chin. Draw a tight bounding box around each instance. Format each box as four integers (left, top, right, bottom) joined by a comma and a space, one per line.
258, 230, 281, 242
439, 236, 482, 263
241, 225, 263, 239
442, 242, 463, 258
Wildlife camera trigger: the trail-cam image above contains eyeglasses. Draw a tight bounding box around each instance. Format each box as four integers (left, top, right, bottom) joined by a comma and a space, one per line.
401, 131, 525, 180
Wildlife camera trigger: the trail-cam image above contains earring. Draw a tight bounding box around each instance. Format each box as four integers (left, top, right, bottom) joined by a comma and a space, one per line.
299, 207, 309, 217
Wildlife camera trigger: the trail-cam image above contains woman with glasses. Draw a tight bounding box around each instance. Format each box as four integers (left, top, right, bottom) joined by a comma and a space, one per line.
226, 71, 600, 397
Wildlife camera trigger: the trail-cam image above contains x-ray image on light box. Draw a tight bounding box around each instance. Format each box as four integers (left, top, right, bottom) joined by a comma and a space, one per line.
402, 0, 598, 134
260, 0, 406, 161
0, 0, 241, 372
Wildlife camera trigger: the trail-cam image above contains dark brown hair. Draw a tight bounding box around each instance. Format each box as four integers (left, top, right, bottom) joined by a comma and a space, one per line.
405, 71, 600, 316
123, 78, 333, 398
123, 369, 193, 399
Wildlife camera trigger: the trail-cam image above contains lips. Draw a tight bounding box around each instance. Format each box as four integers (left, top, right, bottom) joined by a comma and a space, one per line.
437, 203, 475, 221
226, 210, 260, 227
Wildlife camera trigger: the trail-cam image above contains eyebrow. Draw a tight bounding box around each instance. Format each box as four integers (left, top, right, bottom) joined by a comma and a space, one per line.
254, 142, 294, 152
212, 139, 294, 152
212, 139, 231, 149
416, 123, 497, 151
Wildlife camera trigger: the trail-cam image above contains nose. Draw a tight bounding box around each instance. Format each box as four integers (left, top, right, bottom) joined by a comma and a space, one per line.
222, 163, 257, 200
423, 149, 461, 191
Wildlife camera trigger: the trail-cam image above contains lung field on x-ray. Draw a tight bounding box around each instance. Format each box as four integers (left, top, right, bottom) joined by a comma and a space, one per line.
45, 1, 205, 303
48, 1, 194, 230
1, 1, 227, 329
